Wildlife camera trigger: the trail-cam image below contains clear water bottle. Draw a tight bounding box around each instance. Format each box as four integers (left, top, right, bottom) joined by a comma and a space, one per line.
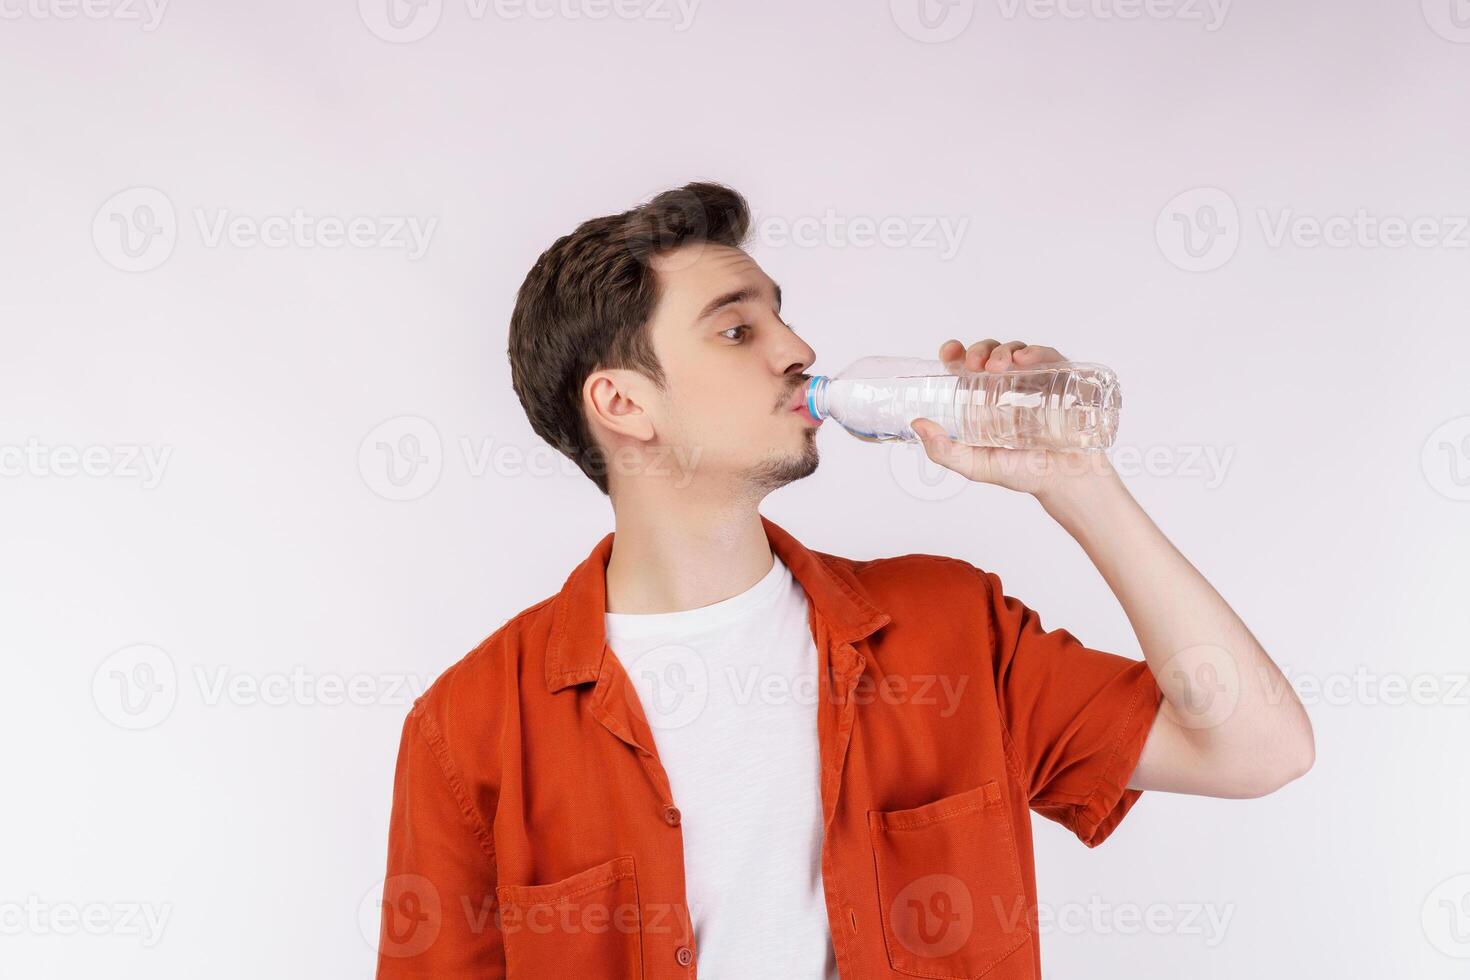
801, 356, 1121, 452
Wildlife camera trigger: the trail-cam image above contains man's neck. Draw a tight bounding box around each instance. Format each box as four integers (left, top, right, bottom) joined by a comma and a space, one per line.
603, 500, 775, 615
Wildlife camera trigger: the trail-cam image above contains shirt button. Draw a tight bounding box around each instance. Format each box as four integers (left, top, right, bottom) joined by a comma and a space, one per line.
675, 944, 694, 966
663, 804, 681, 827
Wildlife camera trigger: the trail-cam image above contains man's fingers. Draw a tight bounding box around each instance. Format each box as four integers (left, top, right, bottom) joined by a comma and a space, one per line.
982, 340, 1031, 371
938, 339, 992, 375
940, 339, 1066, 375
936, 338, 1000, 374
1012, 344, 1064, 363
965, 339, 1004, 371
938, 339, 966, 362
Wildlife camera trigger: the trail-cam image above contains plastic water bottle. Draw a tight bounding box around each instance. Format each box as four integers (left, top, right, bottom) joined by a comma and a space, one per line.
801, 356, 1121, 452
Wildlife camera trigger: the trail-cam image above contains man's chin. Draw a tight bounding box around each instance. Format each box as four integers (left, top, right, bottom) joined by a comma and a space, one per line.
748, 439, 820, 490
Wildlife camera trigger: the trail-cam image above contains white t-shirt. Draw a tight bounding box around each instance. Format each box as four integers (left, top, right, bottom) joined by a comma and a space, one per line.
605, 554, 836, 980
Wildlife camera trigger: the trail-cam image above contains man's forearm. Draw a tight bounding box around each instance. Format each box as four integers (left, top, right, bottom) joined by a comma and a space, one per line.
1036, 463, 1315, 795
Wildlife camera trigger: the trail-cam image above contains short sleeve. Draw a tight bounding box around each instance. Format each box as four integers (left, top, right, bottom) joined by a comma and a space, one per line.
978, 567, 1163, 848
376, 702, 504, 978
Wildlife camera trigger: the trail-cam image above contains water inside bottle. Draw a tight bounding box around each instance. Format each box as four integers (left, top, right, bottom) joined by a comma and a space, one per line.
816, 362, 1119, 451
960, 366, 1119, 450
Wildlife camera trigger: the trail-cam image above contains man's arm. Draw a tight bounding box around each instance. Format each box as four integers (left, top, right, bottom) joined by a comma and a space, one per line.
913, 337, 1315, 800
376, 702, 505, 978
1037, 465, 1315, 798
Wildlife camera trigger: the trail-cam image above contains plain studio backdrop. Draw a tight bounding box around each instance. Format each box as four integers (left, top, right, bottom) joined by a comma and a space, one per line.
2, 1, 1467, 976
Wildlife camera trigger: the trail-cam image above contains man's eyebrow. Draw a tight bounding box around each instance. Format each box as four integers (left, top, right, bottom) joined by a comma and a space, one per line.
695, 281, 783, 322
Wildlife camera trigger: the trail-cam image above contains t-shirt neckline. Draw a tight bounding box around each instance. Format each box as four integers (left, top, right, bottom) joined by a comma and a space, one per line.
603, 554, 792, 639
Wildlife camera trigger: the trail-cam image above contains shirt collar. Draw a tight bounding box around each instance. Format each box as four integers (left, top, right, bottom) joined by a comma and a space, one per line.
545, 514, 891, 693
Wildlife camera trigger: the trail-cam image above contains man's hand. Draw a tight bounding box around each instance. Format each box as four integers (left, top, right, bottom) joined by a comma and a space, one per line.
911, 338, 1116, 499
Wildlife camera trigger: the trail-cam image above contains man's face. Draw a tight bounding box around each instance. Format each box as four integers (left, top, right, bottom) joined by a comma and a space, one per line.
641, 242, 821, 495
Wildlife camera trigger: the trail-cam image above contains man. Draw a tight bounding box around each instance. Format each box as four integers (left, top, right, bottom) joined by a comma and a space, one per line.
374, 182, 1314, 979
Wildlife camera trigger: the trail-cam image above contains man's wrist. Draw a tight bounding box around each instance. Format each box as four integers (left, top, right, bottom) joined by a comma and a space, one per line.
1035, 455, 1129, 531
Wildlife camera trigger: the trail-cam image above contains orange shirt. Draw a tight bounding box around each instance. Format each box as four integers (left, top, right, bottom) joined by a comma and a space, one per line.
375, 515, 1163, 979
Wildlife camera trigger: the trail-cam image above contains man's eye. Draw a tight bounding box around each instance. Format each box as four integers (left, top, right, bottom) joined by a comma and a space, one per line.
720, 325, 751, 342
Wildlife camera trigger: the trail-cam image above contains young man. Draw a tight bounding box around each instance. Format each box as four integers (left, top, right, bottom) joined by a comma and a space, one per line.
374, 182, 1314, 979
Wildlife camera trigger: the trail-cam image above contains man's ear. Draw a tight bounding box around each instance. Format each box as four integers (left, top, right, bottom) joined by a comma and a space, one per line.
583, 368, 657, 445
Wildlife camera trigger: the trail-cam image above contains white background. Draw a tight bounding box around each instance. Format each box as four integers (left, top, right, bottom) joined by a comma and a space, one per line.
3, 0, 1468, 976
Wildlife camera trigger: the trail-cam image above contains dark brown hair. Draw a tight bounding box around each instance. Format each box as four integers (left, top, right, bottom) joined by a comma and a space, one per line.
507, 181, 751, 495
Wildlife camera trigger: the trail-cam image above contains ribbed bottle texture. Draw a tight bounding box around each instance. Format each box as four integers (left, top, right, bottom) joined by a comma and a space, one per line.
804, 356, 1120, 452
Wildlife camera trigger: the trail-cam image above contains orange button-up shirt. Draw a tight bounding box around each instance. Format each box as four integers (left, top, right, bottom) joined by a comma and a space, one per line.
375, 515, 1162, 979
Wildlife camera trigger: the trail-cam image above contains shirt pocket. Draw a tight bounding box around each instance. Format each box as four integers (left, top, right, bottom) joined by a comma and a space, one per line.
868, 779, 1030, 979
495, 854, 644, 980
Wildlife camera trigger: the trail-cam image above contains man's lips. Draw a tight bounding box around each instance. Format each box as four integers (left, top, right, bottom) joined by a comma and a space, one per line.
785, 380, 811, 414
786, 381, 821, 424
